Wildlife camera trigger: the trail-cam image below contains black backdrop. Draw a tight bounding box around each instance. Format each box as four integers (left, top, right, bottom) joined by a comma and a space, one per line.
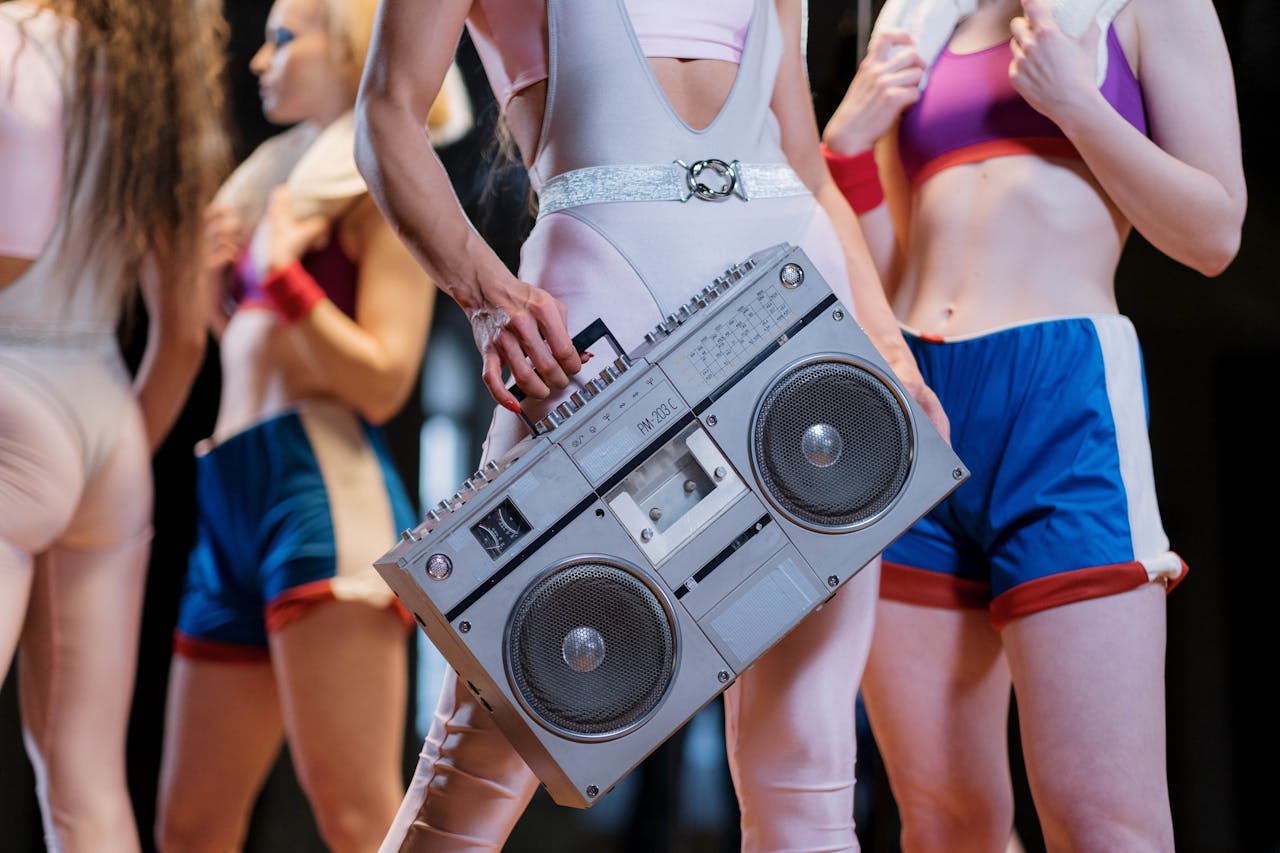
2, 2, 1277, 851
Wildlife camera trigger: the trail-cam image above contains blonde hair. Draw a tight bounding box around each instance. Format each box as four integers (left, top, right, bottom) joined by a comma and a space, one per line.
54, 0, 230, 302
321, 0, 377, 94
319, 0, 468, 137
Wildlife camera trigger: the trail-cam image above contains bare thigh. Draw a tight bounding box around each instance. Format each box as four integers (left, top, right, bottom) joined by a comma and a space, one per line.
1003, 584, 1174, 852
156, 657, 284, 853
270, 600, 409, 850
861, 599, 1014, 852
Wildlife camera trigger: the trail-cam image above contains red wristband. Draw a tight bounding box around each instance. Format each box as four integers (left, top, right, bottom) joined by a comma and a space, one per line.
262, 259, 325, 323
822, 144, 885, 215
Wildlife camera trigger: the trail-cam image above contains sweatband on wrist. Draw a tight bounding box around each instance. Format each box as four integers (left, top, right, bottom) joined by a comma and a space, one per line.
822, 144, 885, 215
262, 259, 325, 323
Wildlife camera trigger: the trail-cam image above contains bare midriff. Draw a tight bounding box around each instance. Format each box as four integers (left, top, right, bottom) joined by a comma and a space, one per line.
892, 154, 1128, 338
211, 224, 360, 443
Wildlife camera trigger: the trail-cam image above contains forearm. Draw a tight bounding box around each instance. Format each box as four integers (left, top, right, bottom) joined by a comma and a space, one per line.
133, 314, 207, 451
1062, 95, 1244, 275
285, 301, 426, 425
814, 179, 919, 383
354, 91, 512, 314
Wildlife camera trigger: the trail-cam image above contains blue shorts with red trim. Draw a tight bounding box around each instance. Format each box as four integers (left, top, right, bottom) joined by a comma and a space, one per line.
882, 315, 1186, 628
174, 402, 416, 661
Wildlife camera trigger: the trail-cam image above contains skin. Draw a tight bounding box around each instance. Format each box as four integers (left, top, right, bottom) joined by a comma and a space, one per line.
154, 1, 433, 850
353, 0, 948, 438
823, 0, 1245, 849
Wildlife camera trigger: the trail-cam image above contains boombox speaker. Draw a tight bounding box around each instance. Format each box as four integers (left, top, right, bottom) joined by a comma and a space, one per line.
375, 243, 968, 808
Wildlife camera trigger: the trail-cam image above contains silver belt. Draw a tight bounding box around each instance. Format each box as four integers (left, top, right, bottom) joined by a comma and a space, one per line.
535, 159, 810, 218
0, 322, 116, 350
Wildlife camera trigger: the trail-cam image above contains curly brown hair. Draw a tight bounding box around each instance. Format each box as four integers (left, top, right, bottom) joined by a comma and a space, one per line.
49, 0, 231, 302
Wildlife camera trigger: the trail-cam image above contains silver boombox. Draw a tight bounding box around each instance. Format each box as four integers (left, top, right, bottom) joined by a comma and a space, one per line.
375, 243, 968, 808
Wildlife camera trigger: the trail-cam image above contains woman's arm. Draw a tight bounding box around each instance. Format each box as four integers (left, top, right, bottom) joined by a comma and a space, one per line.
771, 0, 948, 439
271, 195, 435, 426
820, 28, 924, 288
132, 250, 209, 450
353, 0, 581, 409
1011, 0, 1245, 275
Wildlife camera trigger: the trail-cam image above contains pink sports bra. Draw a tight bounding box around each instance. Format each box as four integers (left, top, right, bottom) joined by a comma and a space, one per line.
897, 24, 1148, 188
466, 0, 753, 112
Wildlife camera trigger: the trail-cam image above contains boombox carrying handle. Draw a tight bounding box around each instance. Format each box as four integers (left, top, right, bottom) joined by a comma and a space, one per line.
506, 317, 623, 432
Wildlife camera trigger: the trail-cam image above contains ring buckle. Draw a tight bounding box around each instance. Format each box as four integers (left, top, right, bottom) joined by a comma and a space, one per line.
679, 158, 739, 201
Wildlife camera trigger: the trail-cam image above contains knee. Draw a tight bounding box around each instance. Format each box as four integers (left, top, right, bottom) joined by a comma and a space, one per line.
1036, 796, 1174, 853
300, 772, 398, 853
894, 781, 1015, 853
154, 798, 245, 853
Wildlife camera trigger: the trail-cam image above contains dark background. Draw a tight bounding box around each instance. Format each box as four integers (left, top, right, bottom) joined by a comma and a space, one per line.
2, 1, 1276, 850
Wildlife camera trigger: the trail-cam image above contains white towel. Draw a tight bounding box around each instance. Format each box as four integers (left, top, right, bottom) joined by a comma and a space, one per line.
869, 0, 1132, 87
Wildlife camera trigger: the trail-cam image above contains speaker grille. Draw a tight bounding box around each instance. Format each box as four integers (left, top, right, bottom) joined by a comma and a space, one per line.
752, 358, 911, 529
506, 560, 675, 739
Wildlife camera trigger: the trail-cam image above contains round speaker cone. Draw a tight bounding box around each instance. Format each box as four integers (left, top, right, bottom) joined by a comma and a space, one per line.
507, 560, 675, 739
753, 358, 911, 529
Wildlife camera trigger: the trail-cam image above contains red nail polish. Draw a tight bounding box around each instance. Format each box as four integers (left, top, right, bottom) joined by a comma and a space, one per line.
502, 399, 523, 415
580, 351, 594, 361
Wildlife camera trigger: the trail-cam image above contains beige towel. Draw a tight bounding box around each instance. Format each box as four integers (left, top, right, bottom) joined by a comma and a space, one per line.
214, 61, 474, 232
870, 0, 1132, 87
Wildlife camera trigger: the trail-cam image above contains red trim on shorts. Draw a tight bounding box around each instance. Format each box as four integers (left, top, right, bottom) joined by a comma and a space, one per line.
913, 137, 1082, 188
989, 558, 1190, 630
172, 631, 270, 662
266, 579, 417, 634
881, 561, 990, 610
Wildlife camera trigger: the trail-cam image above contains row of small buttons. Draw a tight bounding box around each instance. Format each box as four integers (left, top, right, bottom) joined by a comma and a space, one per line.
532, 355, 633, 435
401, 458, 504, 541
641, 258, 758, 346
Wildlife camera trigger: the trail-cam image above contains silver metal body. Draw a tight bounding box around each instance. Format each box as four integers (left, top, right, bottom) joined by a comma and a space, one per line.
375, 243, 969, 808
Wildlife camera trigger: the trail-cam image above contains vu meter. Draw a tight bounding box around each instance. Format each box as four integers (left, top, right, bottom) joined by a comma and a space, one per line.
470, 498, 532, 560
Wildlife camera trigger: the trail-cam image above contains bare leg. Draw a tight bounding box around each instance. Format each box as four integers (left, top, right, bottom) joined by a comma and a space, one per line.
380, 667, 539, 852
270, 600, 410, 853
1003, 584, 1174, 853
724, 560, 880, 853
860, 599, 1015, 853
155, 657, 285, 852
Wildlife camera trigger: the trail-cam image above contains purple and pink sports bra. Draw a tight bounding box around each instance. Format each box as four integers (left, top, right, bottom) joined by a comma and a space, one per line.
897, 24, 1148, 187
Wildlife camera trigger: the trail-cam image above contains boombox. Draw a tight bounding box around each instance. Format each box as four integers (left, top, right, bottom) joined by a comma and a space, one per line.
374, 243, 968, 808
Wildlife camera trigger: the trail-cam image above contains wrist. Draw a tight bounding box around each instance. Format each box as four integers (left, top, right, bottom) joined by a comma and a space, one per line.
262, 258, 325, 323
822, 144, 885, 215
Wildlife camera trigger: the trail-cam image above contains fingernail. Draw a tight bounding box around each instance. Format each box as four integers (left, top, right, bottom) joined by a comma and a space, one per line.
580, 351, 594, 361
502, 399, 523, 415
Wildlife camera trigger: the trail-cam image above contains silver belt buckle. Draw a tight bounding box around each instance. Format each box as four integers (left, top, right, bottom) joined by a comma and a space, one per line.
677, 158, 741, 202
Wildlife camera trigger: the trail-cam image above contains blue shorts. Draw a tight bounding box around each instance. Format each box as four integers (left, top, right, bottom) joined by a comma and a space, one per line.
175, 402, 417, 660
882, 315, 1186, 628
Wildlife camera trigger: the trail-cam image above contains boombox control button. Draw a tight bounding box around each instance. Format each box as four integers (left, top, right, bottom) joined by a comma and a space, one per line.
779, 262, 804, 288
534, 417, 555, 435
426, 553, 452, 581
